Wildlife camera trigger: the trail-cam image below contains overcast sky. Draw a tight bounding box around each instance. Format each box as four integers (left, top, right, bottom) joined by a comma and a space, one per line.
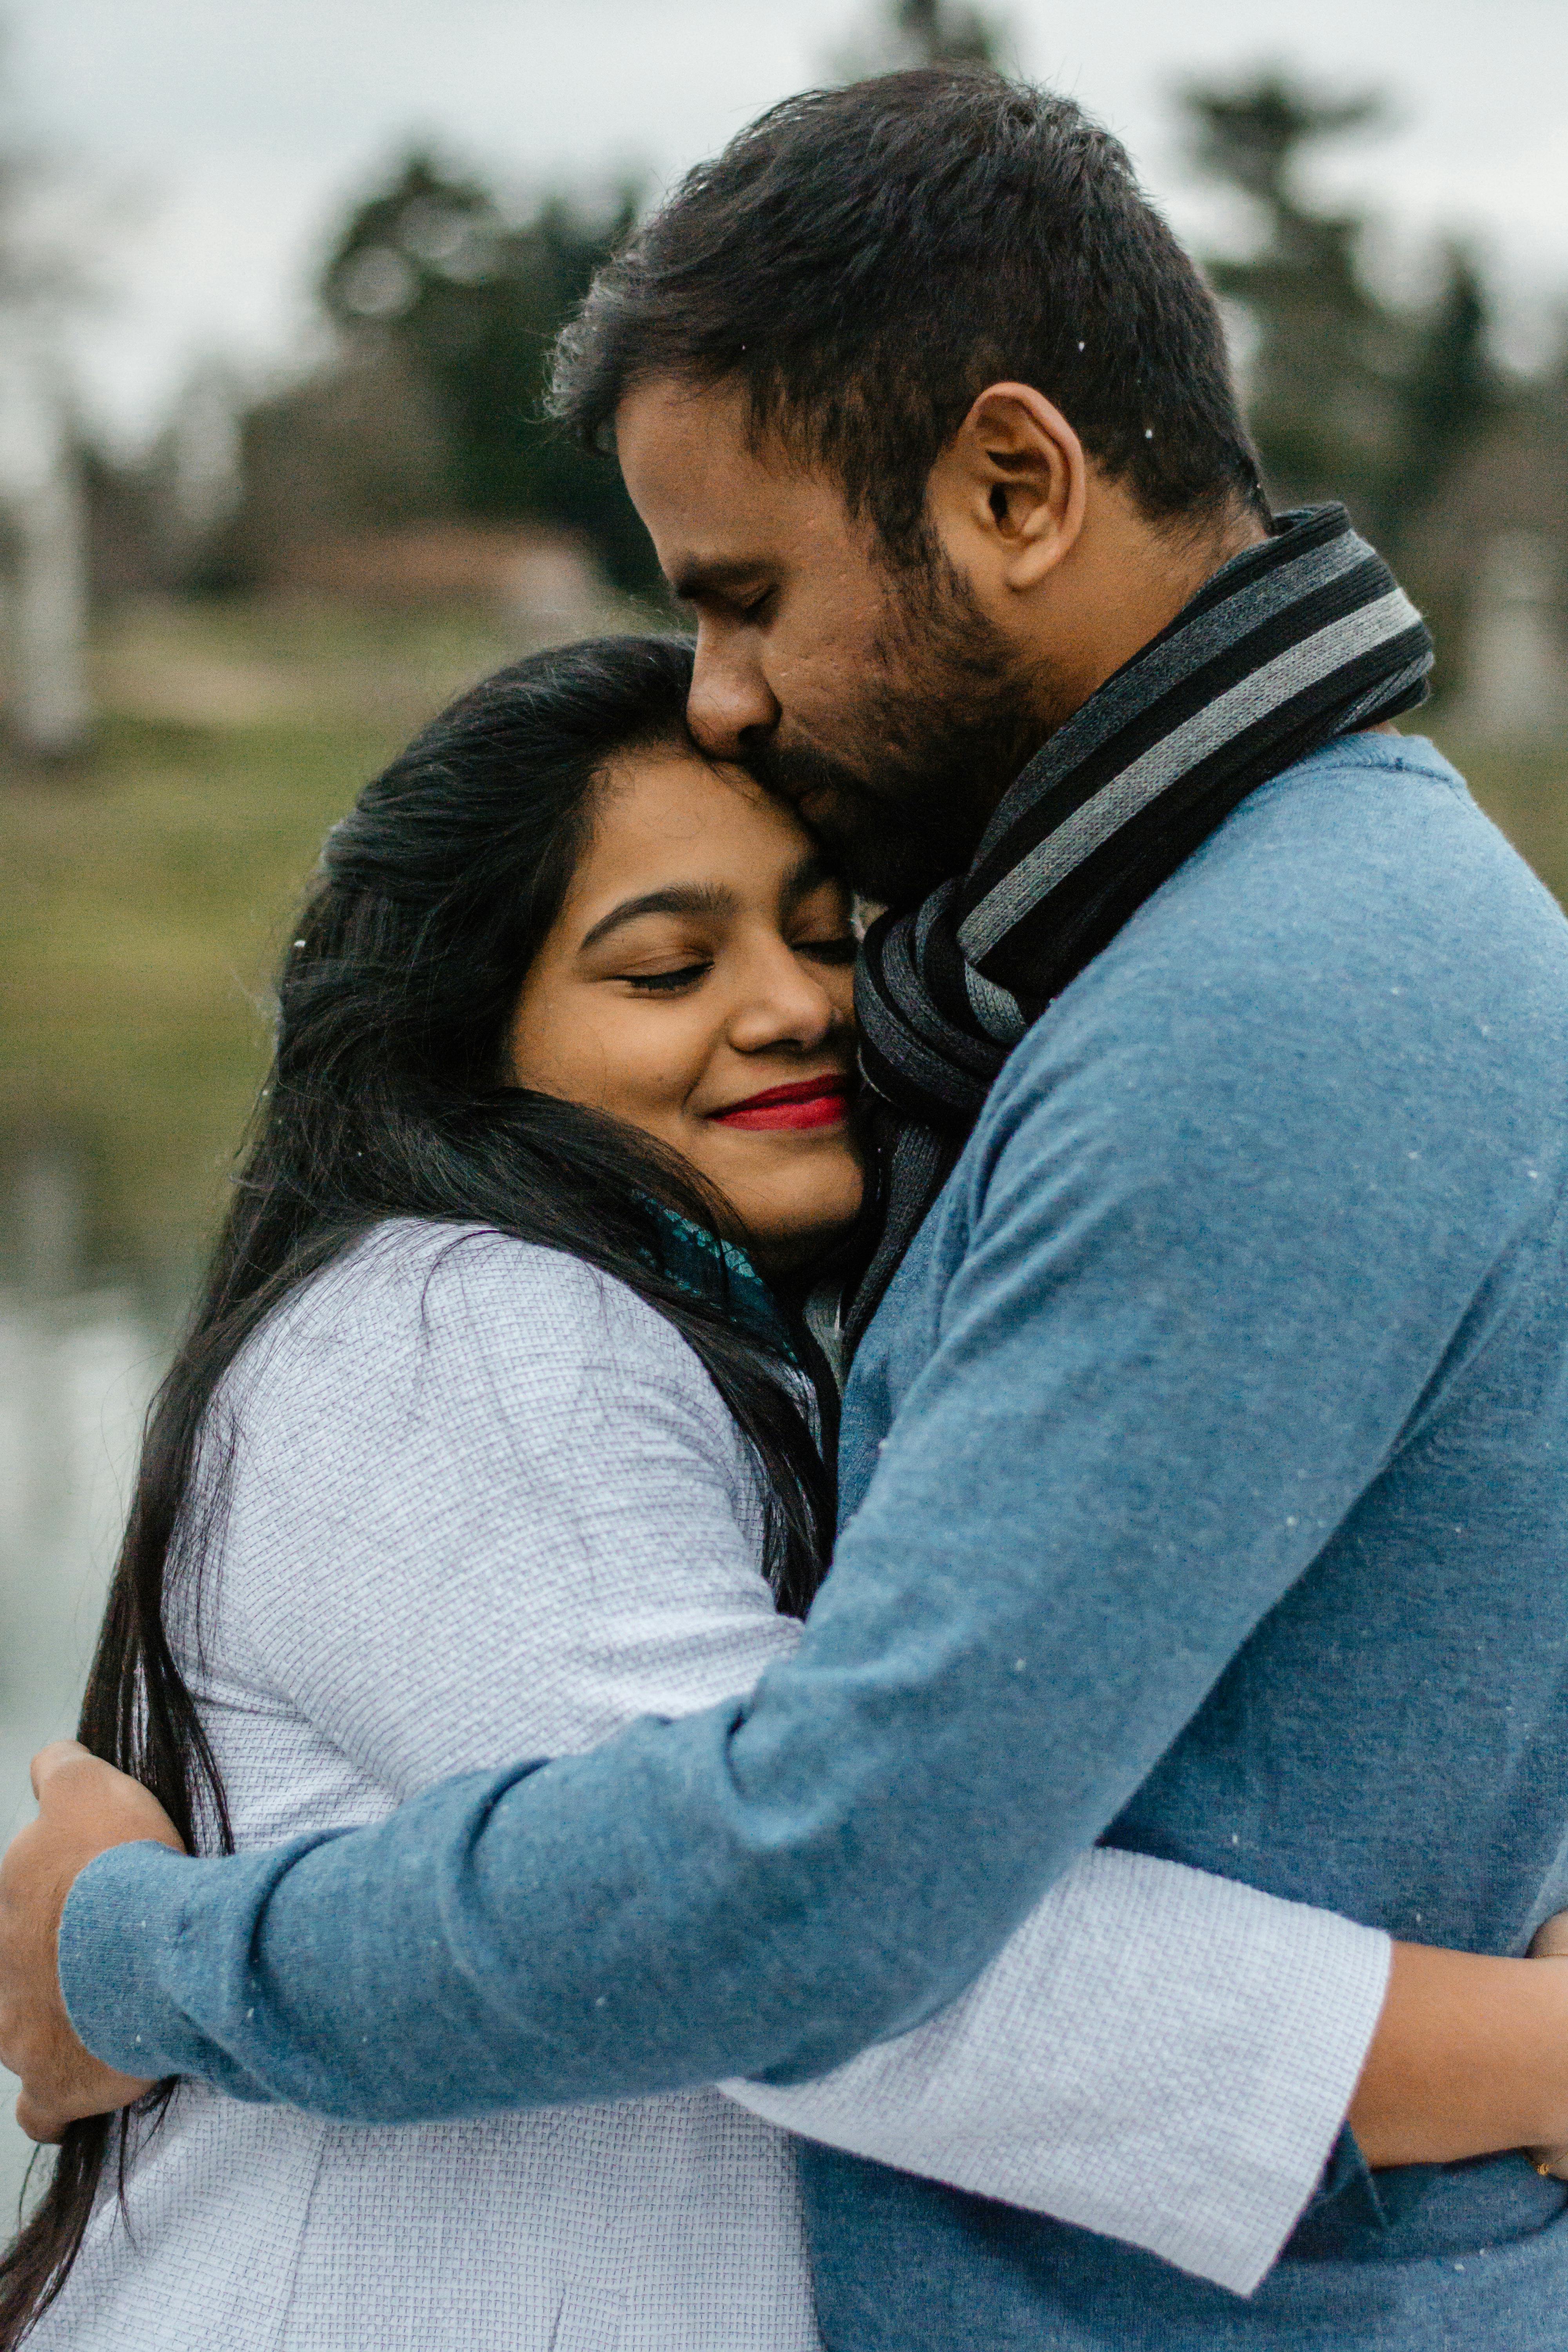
9, 0, 1568, 448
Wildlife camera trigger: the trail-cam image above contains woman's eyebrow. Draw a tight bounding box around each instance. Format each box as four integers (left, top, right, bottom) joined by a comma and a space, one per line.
578, 884, 737, 953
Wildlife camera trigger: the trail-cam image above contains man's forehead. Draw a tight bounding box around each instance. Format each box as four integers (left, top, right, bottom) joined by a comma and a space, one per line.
616, 373, 836, 559
617, 375, 766, 491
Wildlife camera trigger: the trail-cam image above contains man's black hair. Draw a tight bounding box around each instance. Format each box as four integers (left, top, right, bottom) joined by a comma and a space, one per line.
550, 66, 1267, 554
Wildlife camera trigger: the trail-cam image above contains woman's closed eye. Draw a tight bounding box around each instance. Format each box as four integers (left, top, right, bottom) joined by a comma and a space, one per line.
723, 584, 775, 625
622, 961, 713, 995
616, 936, 855, 995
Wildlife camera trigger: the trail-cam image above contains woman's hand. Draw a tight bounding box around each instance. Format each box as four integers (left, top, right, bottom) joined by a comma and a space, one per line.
1347, 1915, 1568, 2172
1527, 1910, 1568, 2178
0, 1742, 184, 2142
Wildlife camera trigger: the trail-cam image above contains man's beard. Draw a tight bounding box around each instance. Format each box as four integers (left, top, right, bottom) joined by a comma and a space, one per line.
744, 547, 1056, 909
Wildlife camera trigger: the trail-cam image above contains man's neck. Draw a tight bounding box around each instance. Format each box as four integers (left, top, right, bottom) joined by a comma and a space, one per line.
1028, 498, 1269, 740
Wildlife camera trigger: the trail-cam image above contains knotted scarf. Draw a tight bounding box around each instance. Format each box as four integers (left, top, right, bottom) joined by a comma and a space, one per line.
847, 504, 1434, 1349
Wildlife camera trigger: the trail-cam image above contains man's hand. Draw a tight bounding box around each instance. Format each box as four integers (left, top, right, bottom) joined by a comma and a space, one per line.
0, 1741, 186, 2142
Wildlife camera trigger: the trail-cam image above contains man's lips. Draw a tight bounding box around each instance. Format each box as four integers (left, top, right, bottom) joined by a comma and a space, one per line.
709, 1076, 853, 1132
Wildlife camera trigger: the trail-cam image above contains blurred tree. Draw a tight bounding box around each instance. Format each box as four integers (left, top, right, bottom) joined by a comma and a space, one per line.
319, 151, 656, 592
0, 22, 93, 755
1392, 244, 1497, 518
0, 53, 63, 324
834, 0, 1009, 75
1182, 70, 1501, 554
886, 0, 1004, 65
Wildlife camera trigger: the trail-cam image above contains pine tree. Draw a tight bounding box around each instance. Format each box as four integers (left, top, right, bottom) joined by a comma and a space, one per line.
1183, 73, 1403, 535
1392, 245, 1497, 516
1181, 70, 1499, 555
320, 152, 656, 590
889, 0, 1004, 65
835, 0, 1008, 76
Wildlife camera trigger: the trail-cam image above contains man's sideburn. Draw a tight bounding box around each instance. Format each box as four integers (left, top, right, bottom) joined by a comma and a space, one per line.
744, 540, 1052, 910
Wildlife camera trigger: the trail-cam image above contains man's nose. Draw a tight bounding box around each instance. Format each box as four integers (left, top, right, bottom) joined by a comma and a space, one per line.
687, 628, 779, 760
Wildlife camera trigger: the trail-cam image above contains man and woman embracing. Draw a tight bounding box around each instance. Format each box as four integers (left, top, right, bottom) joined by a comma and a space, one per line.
3, 62, 1568, 2352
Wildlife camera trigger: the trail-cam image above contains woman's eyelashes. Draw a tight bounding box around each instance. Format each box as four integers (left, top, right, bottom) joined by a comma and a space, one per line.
617, 933, 857, 996
622, 962, 713, 994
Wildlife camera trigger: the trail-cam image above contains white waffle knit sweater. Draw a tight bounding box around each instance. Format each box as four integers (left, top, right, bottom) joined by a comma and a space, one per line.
35, 1221, 1389, 2349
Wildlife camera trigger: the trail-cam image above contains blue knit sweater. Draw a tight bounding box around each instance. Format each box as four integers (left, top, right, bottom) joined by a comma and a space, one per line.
64, 733, 1568, 2345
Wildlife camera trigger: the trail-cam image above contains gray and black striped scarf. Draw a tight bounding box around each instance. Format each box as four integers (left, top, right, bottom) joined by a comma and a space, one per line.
846, 503, 1434, 1349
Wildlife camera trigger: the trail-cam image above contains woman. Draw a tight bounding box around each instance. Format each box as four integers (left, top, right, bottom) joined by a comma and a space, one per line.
2, 637, 1563, 2348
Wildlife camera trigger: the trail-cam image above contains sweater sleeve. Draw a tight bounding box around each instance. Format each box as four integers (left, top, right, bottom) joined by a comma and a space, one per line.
63, 1216, 1394, 2292
723, 1850, 1387, 2296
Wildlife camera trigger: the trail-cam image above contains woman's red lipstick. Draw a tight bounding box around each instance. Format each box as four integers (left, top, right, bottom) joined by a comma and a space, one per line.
710, 1076, 853, 1132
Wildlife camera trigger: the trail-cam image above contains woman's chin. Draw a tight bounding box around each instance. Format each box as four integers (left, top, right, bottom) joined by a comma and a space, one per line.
725, 1173, 865, 1277
669, 1120, 864, 1274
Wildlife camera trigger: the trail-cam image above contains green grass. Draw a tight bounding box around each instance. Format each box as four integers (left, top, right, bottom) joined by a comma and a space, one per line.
1439, 735, 1568, 910
4, 714, 372, 1278
2, 596, 534, 1284
3, 597, 1565, 1290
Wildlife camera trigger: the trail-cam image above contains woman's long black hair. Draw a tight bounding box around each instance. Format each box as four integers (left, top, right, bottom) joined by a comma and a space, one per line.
0, 634, 837, 2344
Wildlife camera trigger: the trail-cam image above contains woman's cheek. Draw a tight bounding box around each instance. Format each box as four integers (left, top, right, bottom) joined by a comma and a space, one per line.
618, 1020, 708, 1134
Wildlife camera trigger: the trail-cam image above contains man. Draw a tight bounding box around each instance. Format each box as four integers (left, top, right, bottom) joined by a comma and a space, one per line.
7, 66, 1568, 2347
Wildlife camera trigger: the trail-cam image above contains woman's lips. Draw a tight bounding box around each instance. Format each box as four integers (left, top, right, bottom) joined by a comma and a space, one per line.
710, 1076, 853, 1132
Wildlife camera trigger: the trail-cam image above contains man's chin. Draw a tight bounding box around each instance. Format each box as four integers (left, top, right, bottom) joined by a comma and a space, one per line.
743, 743, 987, 908
839, 840, 960, 911
803, 795, 975, 911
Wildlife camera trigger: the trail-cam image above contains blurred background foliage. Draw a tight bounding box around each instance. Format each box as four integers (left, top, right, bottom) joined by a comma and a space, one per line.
309, 158, 652, 592
1187, 74, 1499, 548
2, 0, 1567, 1296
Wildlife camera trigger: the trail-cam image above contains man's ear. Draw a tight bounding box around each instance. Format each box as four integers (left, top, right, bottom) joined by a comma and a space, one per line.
928, 383, 1087, 592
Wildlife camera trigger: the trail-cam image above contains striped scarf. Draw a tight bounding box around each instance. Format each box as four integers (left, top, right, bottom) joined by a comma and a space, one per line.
847, 504, 1434, 1349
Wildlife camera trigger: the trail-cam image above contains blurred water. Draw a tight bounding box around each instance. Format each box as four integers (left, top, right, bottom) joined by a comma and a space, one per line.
0, 1271, 166, 2218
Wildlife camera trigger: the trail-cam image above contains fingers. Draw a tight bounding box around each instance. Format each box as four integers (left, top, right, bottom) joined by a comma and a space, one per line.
27, 1746, 186, 1858
1531, 1911, 1568, 1962
15, 2098, 67, 2154
0, 1749, 181, 2146
15, 2056, 155, 2145
29, 1741, 93, 1804
15, 2091, 69, 2146
1524, 1916, 1568, 2169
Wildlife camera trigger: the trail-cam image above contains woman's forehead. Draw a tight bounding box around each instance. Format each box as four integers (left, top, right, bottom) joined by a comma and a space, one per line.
586, 745, 820, 885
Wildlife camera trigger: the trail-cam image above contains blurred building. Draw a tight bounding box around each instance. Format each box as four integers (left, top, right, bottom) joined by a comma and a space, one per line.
267, 516, 608, 641
0, 351, 91, 758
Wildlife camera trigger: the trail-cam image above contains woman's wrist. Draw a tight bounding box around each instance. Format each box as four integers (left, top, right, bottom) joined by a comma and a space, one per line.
1347, 1940, 1568, 2170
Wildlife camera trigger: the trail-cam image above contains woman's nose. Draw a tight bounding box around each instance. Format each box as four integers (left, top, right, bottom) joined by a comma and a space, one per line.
686, 626, 779, 760
728, 946, 840, 1054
